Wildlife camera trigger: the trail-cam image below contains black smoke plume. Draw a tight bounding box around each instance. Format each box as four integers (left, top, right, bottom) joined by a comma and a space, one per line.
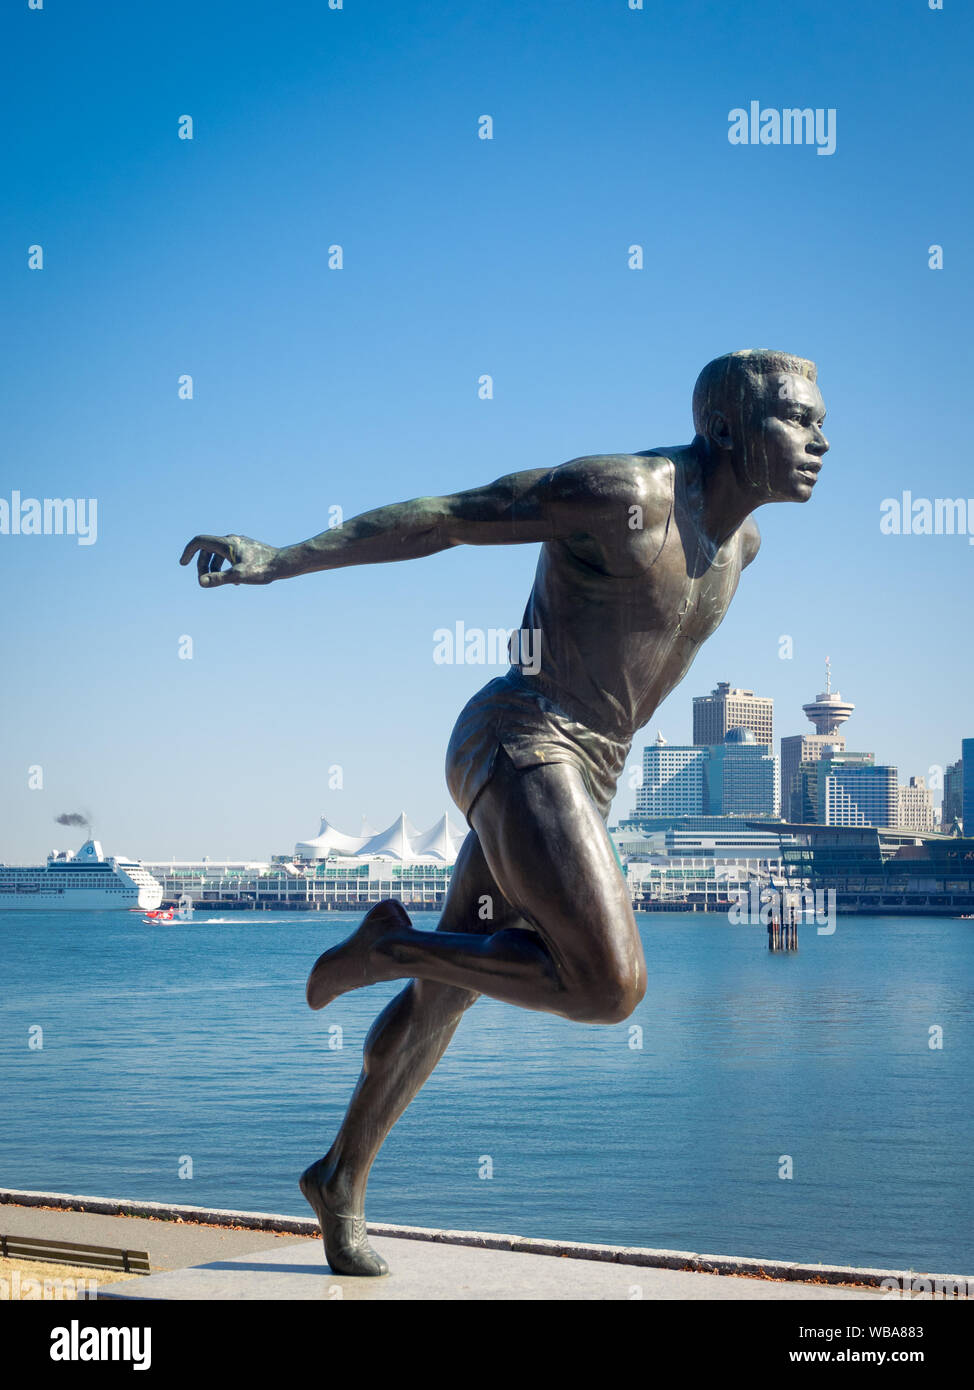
55, 813, 90, 828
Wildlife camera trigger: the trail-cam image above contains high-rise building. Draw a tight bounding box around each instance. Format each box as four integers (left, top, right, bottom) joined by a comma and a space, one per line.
804, 753, 898, 828
801, 658, 855, 735
703, 728, 779, 817
943, 759, 964, 831
693, 682, 773, 747
635, 730, 778, 820
963, 739, 974, 833
780, 661, 854, 821
636, 735, 706, 817
795, 751, 870, 825
898, 776, 934, 832
780, 734, 846, 820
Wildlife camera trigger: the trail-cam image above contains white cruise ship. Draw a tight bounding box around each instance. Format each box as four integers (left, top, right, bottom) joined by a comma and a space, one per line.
0, 839, 164, 911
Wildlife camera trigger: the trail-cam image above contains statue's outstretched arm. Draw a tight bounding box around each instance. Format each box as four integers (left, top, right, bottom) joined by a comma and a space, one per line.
178, 464, 592, 588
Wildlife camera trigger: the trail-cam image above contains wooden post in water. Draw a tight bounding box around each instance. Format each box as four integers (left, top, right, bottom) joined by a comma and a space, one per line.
768, 900, 799, 952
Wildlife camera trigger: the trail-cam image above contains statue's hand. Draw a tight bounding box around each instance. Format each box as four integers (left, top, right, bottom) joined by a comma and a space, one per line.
179, 533, 280, 588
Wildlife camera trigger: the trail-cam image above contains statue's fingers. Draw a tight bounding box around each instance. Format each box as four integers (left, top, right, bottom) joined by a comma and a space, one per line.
180, 535, 230, 566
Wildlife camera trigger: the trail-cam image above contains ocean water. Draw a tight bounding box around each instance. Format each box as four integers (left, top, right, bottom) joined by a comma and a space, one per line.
1, 909, 971, 1273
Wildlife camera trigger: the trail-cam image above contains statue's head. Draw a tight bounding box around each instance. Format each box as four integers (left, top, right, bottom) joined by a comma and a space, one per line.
692, 349, 828, 501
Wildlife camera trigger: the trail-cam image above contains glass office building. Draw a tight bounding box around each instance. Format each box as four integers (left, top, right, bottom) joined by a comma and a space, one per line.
963, 739, 974, 834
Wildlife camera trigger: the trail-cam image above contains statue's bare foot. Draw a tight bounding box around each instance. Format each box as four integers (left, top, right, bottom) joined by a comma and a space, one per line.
306, 899, 411, 1010
299, 1159, 389, 1277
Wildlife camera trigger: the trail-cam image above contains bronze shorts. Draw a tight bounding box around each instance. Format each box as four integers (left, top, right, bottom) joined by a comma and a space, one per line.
445, 674, 631, 826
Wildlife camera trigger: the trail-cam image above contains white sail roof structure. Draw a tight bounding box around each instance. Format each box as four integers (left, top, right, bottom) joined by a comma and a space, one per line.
295, 818, 372, 859
410, 812, 467, 862
295, 812, 467, 865
358, 813, 418, 862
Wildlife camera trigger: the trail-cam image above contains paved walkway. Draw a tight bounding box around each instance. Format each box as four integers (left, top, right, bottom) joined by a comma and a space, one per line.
1, 1192, 959, 1301
99, 1231, 890, 1301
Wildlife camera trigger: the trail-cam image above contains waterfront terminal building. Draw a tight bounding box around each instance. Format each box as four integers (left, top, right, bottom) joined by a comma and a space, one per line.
145, 813, 465, 912
614, 821, 796, 911
777, 822, 974, 916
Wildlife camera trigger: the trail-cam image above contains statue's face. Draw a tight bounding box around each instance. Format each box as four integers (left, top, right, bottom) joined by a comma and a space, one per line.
745, 372, 829, 501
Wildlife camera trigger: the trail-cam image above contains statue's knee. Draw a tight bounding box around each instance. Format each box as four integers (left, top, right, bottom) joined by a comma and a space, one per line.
593, 989, 640, 1026
606, 955, 646, 1022
566, 967, 643, 1026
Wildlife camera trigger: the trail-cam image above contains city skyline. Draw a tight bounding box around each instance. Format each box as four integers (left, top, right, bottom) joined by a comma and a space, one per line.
626, 664, 959, 833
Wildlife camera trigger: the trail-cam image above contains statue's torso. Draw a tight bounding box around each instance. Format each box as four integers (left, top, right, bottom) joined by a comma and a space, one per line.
513, 453, 747, 739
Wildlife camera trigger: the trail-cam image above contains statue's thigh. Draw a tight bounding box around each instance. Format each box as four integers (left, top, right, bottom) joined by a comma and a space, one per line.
437, 826, 526, 935
470, 750, 641, 982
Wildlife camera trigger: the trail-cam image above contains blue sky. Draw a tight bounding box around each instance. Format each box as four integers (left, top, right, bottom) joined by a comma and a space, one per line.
1, 0, 971, 861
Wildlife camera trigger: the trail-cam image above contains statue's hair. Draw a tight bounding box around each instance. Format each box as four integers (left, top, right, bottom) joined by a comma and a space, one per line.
692, 350, 817, 436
